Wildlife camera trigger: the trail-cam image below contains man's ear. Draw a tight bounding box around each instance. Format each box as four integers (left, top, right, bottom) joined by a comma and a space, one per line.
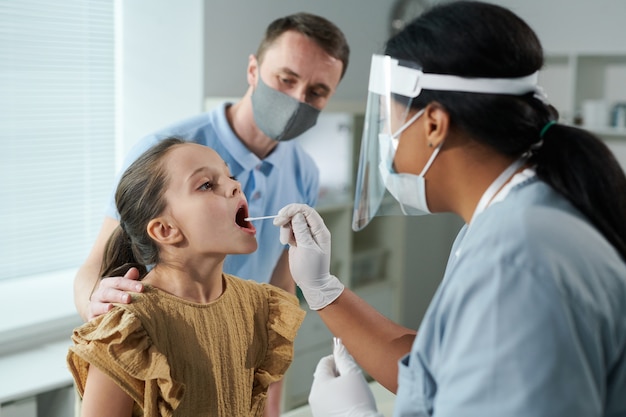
147, 217, 183, 245
247, 54, 259, 87
423, 103, 450, 148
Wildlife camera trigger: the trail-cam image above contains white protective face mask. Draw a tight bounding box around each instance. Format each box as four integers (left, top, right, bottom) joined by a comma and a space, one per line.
378, 109, 442, 216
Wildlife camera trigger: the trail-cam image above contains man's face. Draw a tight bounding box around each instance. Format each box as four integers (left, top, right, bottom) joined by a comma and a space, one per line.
249, 30, 344, 111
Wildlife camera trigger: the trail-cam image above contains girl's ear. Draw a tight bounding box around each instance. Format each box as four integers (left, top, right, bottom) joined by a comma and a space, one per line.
423, 103, 450, 148
147, 217, 183, 245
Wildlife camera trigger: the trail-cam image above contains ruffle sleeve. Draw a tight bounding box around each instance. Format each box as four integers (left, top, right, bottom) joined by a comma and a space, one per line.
67, 307, 184, 416
253, 285, 306, 393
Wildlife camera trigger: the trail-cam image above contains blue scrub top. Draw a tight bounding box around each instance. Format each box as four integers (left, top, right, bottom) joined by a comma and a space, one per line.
394, 175, 626, 416
105, 103, 319, 283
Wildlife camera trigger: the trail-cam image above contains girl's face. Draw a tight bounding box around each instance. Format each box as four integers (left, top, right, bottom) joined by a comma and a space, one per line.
161, 143, 258, 256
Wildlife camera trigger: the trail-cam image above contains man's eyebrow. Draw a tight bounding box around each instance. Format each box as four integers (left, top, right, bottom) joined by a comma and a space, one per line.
280, 67, 300, 78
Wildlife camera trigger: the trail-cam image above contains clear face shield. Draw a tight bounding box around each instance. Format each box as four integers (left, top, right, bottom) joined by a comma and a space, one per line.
352, 54, 543, 231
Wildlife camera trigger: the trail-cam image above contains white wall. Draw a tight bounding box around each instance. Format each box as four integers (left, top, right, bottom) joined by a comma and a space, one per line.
485, 0, 626, 54
120, 0, 204, 155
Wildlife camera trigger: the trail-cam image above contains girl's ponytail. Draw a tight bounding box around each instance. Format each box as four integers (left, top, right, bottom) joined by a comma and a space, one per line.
99, 225, 147, 278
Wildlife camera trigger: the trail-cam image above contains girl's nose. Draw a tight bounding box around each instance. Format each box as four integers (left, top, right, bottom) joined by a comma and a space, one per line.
228, 178, 242, 197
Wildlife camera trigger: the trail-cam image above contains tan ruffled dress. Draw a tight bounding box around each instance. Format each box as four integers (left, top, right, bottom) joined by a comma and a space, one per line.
67, 274, 305, 416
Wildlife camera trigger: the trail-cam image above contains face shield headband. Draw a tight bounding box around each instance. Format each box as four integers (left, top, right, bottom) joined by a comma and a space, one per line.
352, 54, 545, 231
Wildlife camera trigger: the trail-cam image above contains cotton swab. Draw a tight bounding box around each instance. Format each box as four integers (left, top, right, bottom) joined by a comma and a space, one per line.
244, 215, 279, 221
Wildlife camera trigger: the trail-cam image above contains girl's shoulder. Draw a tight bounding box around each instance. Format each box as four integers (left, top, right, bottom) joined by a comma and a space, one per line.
68, 306, 184, 410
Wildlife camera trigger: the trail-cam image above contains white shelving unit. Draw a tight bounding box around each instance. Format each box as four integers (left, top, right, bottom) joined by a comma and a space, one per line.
539, 53, 626, 171
539, 53, 626, 131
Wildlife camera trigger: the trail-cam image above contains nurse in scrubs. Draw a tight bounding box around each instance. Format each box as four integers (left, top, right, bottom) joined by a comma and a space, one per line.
274, 1, 626, 416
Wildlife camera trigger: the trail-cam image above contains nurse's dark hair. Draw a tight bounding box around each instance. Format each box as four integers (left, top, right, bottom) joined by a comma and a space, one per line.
100, 137, 187, 278
386, 0, 626, 260
256, 12, 350, 79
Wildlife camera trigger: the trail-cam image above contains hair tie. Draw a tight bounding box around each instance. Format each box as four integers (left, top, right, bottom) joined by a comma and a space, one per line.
539, 120, 557, 139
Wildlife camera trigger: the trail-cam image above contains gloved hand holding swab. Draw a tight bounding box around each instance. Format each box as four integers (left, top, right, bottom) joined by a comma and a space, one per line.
272, 203, 345, 310
308, 338, 382, 417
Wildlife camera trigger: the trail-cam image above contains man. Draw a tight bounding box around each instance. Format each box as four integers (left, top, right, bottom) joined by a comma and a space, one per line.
73, 12, 349, 417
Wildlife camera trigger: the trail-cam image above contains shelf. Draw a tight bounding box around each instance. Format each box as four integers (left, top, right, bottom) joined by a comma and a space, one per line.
541, 53, 626, 127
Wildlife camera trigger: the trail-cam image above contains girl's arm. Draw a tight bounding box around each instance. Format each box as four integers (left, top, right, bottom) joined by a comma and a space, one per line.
81, 365, 134, 417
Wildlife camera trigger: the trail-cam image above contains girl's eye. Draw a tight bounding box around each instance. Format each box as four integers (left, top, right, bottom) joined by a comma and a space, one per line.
230, 176, 237, 181
198, 181, 214, 191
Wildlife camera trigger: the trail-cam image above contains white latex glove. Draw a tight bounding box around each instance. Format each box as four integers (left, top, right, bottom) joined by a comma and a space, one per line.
308, 338, 383, 417
273, 203, 344, 310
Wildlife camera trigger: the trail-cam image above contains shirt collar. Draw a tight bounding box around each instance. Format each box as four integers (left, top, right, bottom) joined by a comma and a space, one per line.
214, 102, 290, 176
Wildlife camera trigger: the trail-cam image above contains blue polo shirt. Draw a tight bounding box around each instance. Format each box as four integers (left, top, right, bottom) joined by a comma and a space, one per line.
105, 102, 319, 283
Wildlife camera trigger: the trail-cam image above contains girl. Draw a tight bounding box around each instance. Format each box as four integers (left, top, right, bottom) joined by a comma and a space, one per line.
67, 138, 305, 416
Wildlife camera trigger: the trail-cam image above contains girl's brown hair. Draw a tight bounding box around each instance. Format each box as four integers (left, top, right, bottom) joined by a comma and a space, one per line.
100, 137, 186, 278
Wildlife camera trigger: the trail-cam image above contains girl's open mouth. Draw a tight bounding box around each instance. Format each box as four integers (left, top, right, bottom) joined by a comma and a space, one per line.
235, 206, 254, 231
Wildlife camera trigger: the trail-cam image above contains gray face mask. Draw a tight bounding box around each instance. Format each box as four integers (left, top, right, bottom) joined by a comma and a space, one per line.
251, 75, 320, 141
